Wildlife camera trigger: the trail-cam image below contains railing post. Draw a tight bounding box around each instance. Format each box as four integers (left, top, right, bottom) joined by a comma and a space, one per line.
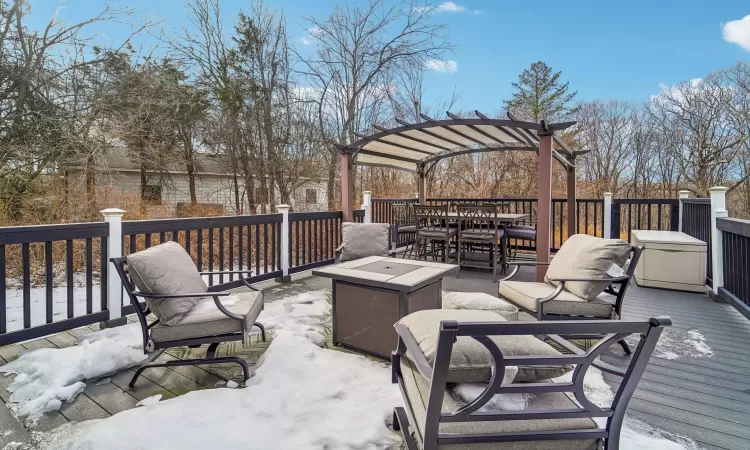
100, 208, 127, 328
603, 193, 613, 239
363, 190, 372, 223
678, 190, 691, 232
709, 187, 728, 296
276, 204, 291, 282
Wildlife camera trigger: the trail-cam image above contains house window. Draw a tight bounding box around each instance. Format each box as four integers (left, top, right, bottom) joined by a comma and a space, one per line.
143, 185, 162, 204
306, 188, 317, 204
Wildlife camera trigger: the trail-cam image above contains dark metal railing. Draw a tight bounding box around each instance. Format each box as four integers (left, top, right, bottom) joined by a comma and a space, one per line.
681, 199, 712, 285
0, 222, 109, 346
289, 211, 343, 274
122, 214, 283, 294
372, 197, 603, 251
611, 199, 679, 243
717, 218, 750, 318
353, 208, 365, 223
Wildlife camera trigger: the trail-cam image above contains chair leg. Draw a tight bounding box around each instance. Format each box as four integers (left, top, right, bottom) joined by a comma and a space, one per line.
129, 350, 250, 388
618, 339, 632, 356
492, 242, 498, 283
254, 322, 266, 342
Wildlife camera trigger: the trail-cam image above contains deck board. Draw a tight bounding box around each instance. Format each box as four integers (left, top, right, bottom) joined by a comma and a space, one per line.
442, 265, 750, 450
0, 266, 748, 449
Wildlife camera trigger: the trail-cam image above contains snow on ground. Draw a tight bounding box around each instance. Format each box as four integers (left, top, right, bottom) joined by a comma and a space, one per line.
4, 275, 102, 333
0, 287, 706, 450
553, 367, 702, 450
20, 290, 402, 450
626, 327, 713, 360
0, 323, 145, 424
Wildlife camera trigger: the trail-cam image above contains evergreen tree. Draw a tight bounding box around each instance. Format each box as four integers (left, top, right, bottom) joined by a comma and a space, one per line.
504, 61, 578, 122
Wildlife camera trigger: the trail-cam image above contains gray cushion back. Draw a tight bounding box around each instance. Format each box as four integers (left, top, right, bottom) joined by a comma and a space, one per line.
339, 222, 390, 262
545, 234, 631, 301
397, 309, 572, 383
126, 241, 207, 325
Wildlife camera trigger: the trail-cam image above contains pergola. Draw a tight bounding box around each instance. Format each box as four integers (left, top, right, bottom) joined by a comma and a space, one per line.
337, 111, 584, 281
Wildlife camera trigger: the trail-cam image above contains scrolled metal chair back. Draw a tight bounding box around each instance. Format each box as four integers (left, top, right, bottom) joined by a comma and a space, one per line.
457, 204, 500, 235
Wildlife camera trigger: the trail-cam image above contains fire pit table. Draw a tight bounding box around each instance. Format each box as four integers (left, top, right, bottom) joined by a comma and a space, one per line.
312, 256, 458, 358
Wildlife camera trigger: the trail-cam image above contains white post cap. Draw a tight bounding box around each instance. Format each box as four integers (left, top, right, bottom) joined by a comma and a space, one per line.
603, 192, 613, 198
678, 190, 691, 196
100, 208, 126, 217
708, 186, 729, 193
363, 190, 372, 195
276, 204, 291, 211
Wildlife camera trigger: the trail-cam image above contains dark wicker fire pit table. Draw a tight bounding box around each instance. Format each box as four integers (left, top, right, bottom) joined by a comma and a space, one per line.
313, 256, 458, 358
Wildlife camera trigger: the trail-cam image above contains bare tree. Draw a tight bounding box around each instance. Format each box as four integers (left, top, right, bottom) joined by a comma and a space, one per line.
297, 0, 452, 208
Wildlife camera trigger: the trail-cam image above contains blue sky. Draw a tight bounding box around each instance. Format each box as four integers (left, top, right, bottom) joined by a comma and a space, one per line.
27, 0, 750, 113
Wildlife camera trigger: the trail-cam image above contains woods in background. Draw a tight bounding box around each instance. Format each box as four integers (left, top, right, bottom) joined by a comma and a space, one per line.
0, 0, 749, 224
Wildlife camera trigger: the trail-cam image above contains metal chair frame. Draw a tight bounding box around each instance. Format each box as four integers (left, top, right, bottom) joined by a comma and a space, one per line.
455, 204, 507, 282
414, 204, 455, 263
500, 245, 644, 354
110, 256, 266, 388
391, 317, 671, 450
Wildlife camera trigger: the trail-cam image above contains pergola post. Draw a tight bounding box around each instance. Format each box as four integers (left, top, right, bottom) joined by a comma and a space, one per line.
536, 132, 554, 282
340, 152, 353, 222
417, 165, 426, 204
566, 157, 577, 238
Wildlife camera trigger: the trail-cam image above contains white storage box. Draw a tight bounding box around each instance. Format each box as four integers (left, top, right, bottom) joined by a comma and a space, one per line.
631, 230, 707, 293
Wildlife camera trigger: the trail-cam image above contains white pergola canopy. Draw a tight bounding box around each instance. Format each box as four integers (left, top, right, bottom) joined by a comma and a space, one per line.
338, 112, 581, 173
337, 111, 585, 283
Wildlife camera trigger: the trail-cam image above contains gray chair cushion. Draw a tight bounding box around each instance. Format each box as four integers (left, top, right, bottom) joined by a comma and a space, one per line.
339, 222, 390, 262
460, 229, 505, 241
398, 225, 417, 233
418, 227, 457, 239
400, 358, 600, 450
442, 291, 519, 321
127, 241, 207, 325
545, 234, 630, 301
396, 309, 572, 383
150, 289, 263, 342
499, 281, 615, 318
506, 226, 537, 240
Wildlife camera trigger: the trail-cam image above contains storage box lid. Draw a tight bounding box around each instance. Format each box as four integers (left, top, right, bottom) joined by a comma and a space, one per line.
631, 230, 707, 247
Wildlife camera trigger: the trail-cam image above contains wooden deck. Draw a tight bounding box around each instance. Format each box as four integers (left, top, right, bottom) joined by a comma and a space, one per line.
1, 266, 749, 449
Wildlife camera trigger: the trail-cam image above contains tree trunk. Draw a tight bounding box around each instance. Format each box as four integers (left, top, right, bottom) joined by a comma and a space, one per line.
327, 153, 336, 210
85, 154, 97, 210
184, 139, 197, 204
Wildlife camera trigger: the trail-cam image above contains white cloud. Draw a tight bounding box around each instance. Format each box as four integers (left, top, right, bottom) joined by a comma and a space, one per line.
300, 37, 312, 46
722, 15, 750, 51
415, 2, 474, 14
436, 1, 465, 12
307, 26, 323, 36
424, 59, 458, 73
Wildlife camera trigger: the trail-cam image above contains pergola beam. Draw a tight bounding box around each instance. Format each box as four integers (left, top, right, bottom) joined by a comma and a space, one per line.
421, 145, 536, 164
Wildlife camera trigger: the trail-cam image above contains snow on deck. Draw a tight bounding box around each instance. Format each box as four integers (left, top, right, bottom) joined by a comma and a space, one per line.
0, 269, 748, 449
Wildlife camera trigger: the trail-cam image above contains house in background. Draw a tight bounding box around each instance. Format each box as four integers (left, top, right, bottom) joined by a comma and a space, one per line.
64, 146, 329, 215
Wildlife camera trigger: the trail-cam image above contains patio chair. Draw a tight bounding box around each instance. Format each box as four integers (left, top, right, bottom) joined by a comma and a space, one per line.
414, 204, 456, 263
455, 204, 506, 282
498, 234, 642, 354
505, 221, 537, 260
334, 222, 397, 262
393, 203, 417, 258
391, 309, 671, 450
110, 241, 266, 388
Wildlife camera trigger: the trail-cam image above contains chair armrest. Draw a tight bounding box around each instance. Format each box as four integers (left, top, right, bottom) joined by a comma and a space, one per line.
547, 275, 629, 283
131, 291, 232, 299
211, 294, 244, 320
499, 260, 552, 282
394, 323, 434, 380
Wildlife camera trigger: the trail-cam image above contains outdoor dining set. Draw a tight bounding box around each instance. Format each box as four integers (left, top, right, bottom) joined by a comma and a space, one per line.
393, 202, 536, 282
110, 218, 668, 450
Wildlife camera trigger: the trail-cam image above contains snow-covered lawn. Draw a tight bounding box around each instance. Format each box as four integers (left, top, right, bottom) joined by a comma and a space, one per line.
1, 288, 704, 450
